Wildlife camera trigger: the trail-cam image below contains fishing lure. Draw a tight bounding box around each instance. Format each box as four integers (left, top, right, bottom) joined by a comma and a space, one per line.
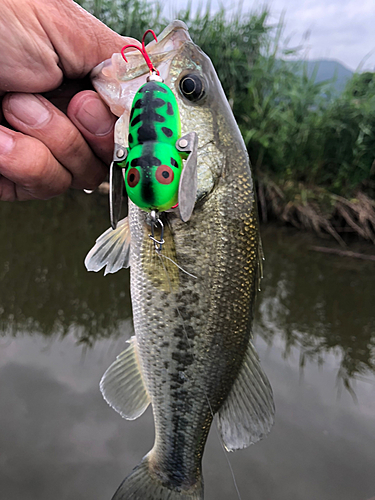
110, 30, 198, 229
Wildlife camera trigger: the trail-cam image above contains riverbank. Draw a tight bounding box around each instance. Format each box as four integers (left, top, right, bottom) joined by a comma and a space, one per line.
257, 177, 375, 245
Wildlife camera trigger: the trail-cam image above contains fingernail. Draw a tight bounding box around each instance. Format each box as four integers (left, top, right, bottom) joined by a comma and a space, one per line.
0, 129, 14, 155
75, 97, 114, 136
7, 94, 51, 127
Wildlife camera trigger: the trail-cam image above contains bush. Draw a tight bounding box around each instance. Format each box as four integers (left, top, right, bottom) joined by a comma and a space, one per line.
76, 0, 375, 200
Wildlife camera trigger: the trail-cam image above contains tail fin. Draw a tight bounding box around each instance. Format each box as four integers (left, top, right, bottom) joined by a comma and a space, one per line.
112, 455, 203, 500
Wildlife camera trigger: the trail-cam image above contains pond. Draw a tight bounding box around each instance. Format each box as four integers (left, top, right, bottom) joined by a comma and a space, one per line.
1, 192, 374, 500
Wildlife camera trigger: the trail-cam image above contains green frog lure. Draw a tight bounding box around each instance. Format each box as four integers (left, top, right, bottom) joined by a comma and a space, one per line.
109, 30, 198, 231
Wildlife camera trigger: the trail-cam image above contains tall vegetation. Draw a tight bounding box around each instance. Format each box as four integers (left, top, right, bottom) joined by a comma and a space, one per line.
77, 0, 375, 240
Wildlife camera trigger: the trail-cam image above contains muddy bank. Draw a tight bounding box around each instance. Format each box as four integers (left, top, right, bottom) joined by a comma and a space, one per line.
257, 177, 375, 246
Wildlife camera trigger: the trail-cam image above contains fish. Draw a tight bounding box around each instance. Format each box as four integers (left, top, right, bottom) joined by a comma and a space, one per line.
85, 20, 275, 500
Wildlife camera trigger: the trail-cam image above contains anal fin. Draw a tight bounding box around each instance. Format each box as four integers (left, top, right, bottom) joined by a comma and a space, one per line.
100, 336, 150, 420
217, 341, 275, 451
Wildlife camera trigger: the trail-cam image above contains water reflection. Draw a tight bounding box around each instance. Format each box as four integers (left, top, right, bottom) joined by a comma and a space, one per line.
1, 332, 374, 500
0, 334, 153, 500
0, 192, 131, 342
257, 225, 375, 391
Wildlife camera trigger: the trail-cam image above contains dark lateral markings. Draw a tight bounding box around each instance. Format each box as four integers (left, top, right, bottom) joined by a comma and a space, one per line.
131, 155, 162, 168
171, 158, 178, 168
128, 133, 134, 144
131, 112, 166, 128
167, 102, 174, 115
131, 114, 141, 127
154, 98, 166, 108
162, 127, 173, 138
153, 114, 165, 123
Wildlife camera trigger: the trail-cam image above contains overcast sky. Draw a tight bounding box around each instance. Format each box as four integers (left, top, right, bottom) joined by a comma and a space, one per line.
166, 0, 375, 72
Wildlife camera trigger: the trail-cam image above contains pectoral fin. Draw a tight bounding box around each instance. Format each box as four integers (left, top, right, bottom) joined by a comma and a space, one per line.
84, 217, 131, 275
217, 341, 275, 451
100, 336, 150, 420
176, 132, 198, 222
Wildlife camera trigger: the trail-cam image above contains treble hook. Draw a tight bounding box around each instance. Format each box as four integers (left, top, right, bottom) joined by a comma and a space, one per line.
121, 29, 159, 75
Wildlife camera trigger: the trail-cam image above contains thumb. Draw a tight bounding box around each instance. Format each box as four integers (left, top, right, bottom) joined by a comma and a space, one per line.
38, 0, 137, 78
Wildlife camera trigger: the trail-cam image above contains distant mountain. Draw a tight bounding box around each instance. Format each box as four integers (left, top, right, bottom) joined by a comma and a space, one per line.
291, 59, 354, 94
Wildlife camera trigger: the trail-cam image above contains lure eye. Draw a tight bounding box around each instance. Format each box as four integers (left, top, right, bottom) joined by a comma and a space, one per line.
155, 165, 174, 185
127, 168, 140, 188
179, 74, 205, 102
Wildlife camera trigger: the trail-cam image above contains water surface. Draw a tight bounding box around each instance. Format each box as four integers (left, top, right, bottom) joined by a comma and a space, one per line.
1, 192, 374, 500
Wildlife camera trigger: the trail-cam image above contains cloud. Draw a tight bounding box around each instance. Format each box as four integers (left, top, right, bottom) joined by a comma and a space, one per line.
165, 0, 375, 70
267, 0, 375, 70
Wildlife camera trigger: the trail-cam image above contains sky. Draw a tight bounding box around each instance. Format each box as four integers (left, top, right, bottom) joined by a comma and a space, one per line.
165, 0, 375, 72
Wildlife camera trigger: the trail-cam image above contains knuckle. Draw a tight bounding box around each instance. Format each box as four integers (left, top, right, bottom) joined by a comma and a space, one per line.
56, 129, 108, 190
22, 146, 52, 186
21, 145, 72, 197
57, 127, 84, 156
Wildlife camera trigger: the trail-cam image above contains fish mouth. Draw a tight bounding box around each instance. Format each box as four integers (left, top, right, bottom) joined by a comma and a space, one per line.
157, 20, 188, 42
148, 20, 190, 54
91, 20, 192, 117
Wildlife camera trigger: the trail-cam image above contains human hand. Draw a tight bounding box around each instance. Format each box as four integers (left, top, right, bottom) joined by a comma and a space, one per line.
0, 0, 135, 201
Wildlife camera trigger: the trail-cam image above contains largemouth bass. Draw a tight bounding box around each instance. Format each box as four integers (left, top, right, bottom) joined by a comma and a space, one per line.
85, 20, 274, 500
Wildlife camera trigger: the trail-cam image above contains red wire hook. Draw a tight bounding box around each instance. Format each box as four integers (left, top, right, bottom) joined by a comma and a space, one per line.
121, 29, 159, 75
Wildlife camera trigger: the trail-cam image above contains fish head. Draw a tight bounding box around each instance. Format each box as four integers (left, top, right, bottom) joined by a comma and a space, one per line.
92, 20, 246, 202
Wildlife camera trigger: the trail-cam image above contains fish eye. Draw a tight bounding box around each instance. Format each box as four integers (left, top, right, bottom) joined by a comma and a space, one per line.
127, 168, 140, 188
179, 74, 205, 102
155, 165, 174, 185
